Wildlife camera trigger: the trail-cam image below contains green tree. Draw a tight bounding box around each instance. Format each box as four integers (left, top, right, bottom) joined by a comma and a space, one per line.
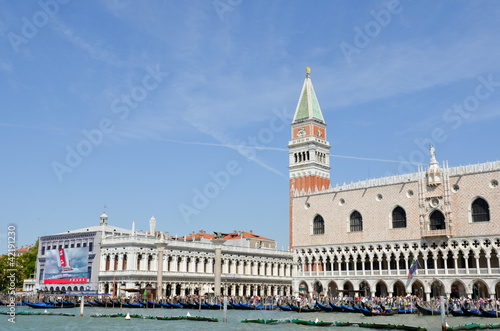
0, 240, 38, 293
18, 240, 38, 280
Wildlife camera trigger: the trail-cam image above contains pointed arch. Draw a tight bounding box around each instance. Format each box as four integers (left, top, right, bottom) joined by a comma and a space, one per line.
350, 210, 363, 232
429, 210, 446, 230
392, 206, 407, 228
471, 197, 490, 222
313, 214, 325, 235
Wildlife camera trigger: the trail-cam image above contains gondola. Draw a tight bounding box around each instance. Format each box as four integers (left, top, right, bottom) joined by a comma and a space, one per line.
179, 301, 191, 308
94, 299, 107, 307
278, 304, 292, 311
169, 302, 183, 308
158, 302, 171, 308
341, 304, 358, 313
141, 300, 163, 308
127, 302, 144, 308
87, 300, 103, 307
463, 309, 482, 317
54, 300, 76, 308
231, 302, 243, 309
238, 303, 257, 310
290, 304, 320, 313
23, 301, 57, 309
318, 302, 335, 312
416, 303, 445, 315
359, 306, 397, 317
255, 304, 276, 310
398, 308, 418, 314
330, 303, 344, 312
480, 309, 500, 318
450, 309, 465, 317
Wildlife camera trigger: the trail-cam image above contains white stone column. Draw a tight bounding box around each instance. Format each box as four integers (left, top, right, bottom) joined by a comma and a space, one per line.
190, 257, 196, 273
486, 254, 492, 274
156, 247, 164, 301
170, 256, 178, 272
206, 258, 212, 274
181, 256, 187, 272
100, 253, 107, 271
117, 254, 123, 271
475, 254, 480, 274
129, 253, 137, 271
212, 240, 225, 296
465, 254, 469, 275
424, 255, 428, 275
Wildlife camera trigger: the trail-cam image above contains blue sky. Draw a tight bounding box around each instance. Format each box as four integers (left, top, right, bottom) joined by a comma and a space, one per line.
1, 1, 499, 250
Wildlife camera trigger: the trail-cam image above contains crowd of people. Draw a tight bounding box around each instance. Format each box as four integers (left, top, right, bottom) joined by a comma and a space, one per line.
5, 293, 500, 313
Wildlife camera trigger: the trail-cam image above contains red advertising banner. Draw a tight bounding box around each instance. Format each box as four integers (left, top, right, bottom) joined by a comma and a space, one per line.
44, 278, 88, 284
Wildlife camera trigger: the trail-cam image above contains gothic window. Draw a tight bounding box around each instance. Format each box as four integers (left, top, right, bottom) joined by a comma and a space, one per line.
350, 211, 363, 232
122, 254, 127, 270
392, 206, 407, 228
430, 210, 446, 230
313, 215, 325, 235
148, 255, 153, 271
472, 198, 490, 222
137, 255, 142, 270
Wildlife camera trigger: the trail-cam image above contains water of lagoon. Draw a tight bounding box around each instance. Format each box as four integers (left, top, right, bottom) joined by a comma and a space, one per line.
2, 306, 498, 331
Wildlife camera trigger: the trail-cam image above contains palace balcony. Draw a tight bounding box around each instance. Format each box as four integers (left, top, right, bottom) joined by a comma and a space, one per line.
421, 228, 452, 238
295, 267, 498, 279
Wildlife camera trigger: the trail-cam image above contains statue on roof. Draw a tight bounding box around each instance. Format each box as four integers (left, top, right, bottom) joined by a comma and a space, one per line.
214, 231, 223, 240
430, 145, 435, 159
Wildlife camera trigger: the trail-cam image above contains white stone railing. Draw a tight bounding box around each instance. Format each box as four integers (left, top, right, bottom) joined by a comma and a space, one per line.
448, 161, 500, 176
293, 160, 500, 197
101, 236, 293, 259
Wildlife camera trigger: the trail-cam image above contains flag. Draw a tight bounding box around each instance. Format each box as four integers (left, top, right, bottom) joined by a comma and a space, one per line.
112, 276, 116, 299
143, 288, 147, 301
405, 259, 421, 289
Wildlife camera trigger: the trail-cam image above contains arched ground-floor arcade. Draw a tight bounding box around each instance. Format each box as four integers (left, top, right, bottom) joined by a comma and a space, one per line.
293, 277, 500, 301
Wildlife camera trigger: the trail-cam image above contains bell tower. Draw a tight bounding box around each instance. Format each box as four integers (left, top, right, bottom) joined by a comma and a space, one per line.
288, 67, 331, 249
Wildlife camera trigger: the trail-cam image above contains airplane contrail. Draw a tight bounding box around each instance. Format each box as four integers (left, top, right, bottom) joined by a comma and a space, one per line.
161, 139, 418, 165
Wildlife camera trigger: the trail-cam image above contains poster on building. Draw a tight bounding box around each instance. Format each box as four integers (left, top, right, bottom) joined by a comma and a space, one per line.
44, 247, 89, 284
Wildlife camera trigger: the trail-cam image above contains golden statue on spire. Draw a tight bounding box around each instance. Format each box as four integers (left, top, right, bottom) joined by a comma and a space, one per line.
306, 67, 311, 74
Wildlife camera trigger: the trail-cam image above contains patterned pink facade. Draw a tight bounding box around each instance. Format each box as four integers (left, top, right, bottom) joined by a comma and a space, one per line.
289, 69, 500, 300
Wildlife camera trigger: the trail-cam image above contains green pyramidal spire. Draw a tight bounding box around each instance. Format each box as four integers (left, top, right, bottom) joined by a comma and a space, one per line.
292, 67, 325, 123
